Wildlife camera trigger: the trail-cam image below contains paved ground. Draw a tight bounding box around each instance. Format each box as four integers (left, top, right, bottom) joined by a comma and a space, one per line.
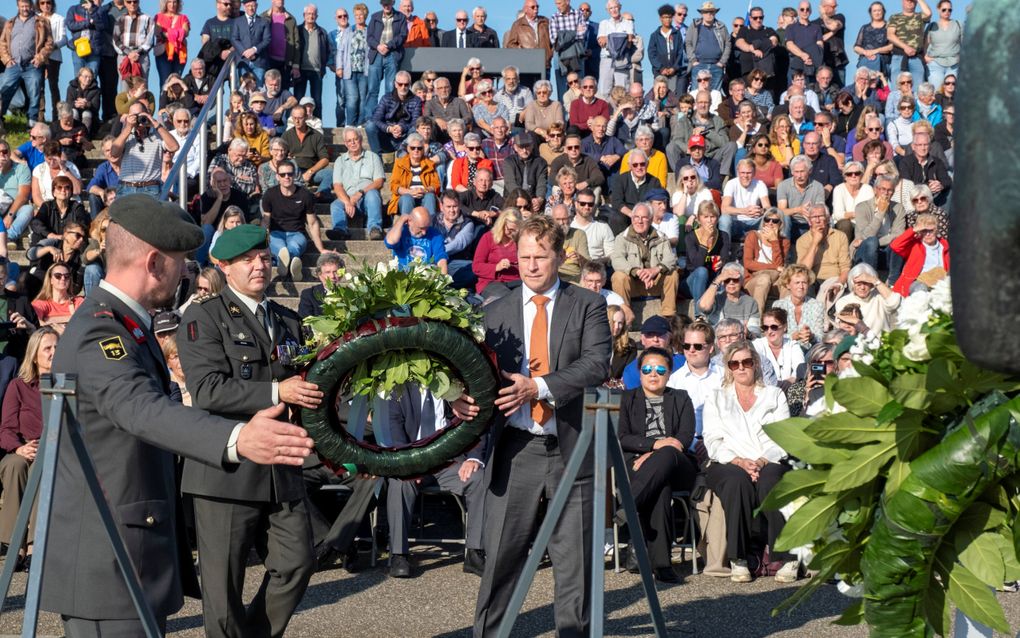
2, 548, 1019, 637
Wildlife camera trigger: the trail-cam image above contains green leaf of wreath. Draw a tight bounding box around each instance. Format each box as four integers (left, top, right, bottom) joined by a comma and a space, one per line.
946, 561, 1012, 634
830, 377, 893, 417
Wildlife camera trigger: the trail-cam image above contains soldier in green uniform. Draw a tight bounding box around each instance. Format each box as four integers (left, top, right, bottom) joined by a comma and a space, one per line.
178, 225, 324, 638
40, 195, 314, 638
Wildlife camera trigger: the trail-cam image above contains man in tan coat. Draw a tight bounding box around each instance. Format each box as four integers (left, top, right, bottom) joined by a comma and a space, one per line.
503, 0, 553, 73
0, 0, 53, 127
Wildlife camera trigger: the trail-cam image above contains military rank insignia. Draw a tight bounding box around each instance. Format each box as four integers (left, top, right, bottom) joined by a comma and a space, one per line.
99, 336, 128, 360
228, 302, 243, 317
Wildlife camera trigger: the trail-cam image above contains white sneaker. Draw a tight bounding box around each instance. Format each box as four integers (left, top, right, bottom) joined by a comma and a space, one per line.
775, 559, 800, 583
289, 255, 303, 281
730, 559, 752, 583
277, 248, 291, 279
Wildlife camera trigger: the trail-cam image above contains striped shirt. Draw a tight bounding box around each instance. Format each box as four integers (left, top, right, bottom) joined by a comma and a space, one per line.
113, 13, 155, 54
120, 131, 164, 183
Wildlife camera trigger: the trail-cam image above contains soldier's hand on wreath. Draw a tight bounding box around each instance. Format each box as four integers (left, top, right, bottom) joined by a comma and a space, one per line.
451, 392, 479, 421
236, 403, 313, 466
279, 376, 324, 409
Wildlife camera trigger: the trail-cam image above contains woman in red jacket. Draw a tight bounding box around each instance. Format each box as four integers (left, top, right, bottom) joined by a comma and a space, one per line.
472, 208, 522, 297
449, 133, 494, 192
890, 213, 950, 296
0, 326, 59, 571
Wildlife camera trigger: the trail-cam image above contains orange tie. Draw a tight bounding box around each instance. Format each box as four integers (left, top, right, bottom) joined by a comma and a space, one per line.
530, 295, 552, 425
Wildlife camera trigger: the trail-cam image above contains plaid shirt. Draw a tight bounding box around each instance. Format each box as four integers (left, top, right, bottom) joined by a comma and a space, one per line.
210, 154, 259, 197
495, 86, 534, 124
481, 138, 513, 181
548, 8, 586, 46
113, 13, 154, 54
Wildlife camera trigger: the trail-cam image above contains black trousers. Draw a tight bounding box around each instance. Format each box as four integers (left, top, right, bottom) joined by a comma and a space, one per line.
705, 461, 790, 562
625, 447, 698, 569
43, 58, 60, 122
99, 55, 119, 121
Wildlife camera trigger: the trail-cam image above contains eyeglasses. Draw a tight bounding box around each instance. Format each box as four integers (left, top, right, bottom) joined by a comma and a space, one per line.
630, 161, 647, 167
681, 175, 698, 180
899, 105, 914, 110
466, 145, 482, 151
727, 358, 755, 371
845, 171, 863, 177
277, 171, 294, 177
564, 145, 580, 150
762, 217, 781, 225
54, 185, 72, 191
697, 77, 710, 82
944, 81, 956, 86
337, 13, 348, 18
762, 324, 784, 332
640, 364, 669, 376
51, 272, 71, 280
395, 82, 410, 87
0, 149, 9, 155
456, 17, 468, 22
582, 85, 596, 90
899, 80, 913, 85
547, 133, 562, 138
407, 145, 423, 151
576, 200, 594, 207
682, 342, 706, 351
479, 89, 493, 95
911, 196, 930, 203
798, 7, 810, 12
750, 15, 763, 20
721, 277, 739, 285
940, 6, 952, 11
867, 127, 883, 132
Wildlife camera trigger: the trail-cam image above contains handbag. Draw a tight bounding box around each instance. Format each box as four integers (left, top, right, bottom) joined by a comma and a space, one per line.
74, 36, 92, 58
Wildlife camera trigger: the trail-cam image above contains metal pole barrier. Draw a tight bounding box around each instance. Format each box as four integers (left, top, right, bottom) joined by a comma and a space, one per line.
589, 388, 608, 637
198, 120, 208, 195
215, 88, 224, 147
177, 152, 187, 204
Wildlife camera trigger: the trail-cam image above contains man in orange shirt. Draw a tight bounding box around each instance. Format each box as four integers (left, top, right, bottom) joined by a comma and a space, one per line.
399, 0, 431, 47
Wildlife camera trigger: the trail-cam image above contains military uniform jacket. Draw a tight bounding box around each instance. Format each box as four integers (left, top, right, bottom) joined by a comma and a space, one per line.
178, 287, 305, 503
41, 286, 237, 620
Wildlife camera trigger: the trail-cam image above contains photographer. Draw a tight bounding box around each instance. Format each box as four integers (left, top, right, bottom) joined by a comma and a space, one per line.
110, 102, 179, 198
785, 342, 835, 417
0, 259, 37, 361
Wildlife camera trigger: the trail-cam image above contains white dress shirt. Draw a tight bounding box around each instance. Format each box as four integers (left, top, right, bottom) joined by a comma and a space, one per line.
667, 361, 723, 440
703, 384, 789, 465
509, 280, 558, 436
415, 386, 448, 441
752, 336, 806, 382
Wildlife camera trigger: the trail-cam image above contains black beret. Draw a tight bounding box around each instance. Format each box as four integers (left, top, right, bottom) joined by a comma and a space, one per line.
109, 194, 205, 252
210, 224, 270, 261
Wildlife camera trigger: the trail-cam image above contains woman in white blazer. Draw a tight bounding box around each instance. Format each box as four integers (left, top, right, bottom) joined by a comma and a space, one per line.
703, 340, 797, 584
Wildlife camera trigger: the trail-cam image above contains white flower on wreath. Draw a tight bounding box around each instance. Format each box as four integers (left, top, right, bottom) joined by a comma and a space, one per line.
929, 277, 952, 315
902, 332, 931, 362
897, 290, 932, 335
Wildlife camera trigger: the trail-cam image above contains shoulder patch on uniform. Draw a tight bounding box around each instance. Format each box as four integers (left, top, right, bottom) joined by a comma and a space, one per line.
227, 302, 243, 317
187, 320, 199, 342
99, 336, 128, 360
94, 305, 115, 320
194, 293, 219, 304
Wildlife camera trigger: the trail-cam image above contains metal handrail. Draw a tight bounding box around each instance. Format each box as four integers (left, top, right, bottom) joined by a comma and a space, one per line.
159, 52, 242, 202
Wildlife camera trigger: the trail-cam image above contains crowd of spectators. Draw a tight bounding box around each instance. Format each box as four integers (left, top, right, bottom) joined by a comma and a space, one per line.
0, 0, 963, 586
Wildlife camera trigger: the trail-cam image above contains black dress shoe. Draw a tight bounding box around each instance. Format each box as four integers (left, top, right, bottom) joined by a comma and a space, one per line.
654, 566, 678, 583
341, 547, 360, 573
390, 554, 412, 578
325, 228, 350, 241
463, 548, 485, 576
624, 546, 639, 574
314, 545, 340, 572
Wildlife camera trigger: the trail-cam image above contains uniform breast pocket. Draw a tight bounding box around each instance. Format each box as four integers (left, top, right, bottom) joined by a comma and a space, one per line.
117, 499, 174, 582
224, 344, 263, 379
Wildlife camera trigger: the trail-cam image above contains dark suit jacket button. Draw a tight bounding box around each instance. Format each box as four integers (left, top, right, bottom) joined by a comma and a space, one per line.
145, 515, 156, 526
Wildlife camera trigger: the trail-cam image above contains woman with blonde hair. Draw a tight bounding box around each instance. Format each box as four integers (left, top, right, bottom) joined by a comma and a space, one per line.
773, 264, 823, 349
673, 165, 713, 223
607, 304, 637, 384
233, 112, 270, 166
0, 326, 59, 571
703, 341, 794, 583
32, 263, 84, 331
742, 208, 790, 314
768, 115, 800, 170
471, 208, 523, 296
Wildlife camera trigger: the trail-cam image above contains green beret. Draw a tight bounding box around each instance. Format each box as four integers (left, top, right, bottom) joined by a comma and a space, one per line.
210, 224, 270, 261
833, 335, 857, 361
109, 194, 205, 252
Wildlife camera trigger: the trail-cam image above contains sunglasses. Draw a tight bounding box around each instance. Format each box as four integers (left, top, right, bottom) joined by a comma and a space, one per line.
640, 365, 669, 376
467, 146, 482, 151
845, 171, 863, 177
899, 80, 913, 85
576, 200, 594, 207
337, 13, 348, 18
630, 161, 647, 167
564, 145, 580, 150
395, 82, 410, 87
762, 324, 784, 332
682, 342, 706, 351
548, 133, 563, 137
457, 17, 468, 22
727, 358, 755, 371
750, 15, 763, 20
911, 197, 930, 203
681, 175, 698, 180
277, 171, 294, 177
762, 217, 781, 225
721, 277, 739, 285
52, 272, 71, 280
867, 127, 883, 132
697, 77, 711, 82
407, 146, 423, 151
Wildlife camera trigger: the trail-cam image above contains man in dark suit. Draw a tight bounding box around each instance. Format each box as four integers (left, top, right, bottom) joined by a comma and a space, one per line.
386, 384, 486, 578
439, 9, 470, 48
231, 0, 272, 83
179, 225, 323, 638
40, 195, 312, 637
458, 214, 611, 637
